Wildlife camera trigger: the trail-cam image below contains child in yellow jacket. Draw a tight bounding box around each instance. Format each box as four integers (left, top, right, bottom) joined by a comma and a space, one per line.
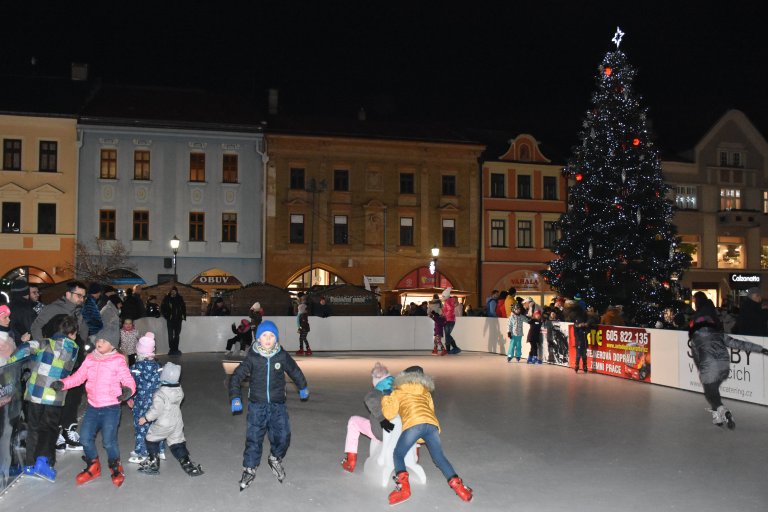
380, 365, 472, 505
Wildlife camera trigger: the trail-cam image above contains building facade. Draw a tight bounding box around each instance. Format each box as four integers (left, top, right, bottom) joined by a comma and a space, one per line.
265, 128, 484, 310
665, 109, 768, 306
481, 134, 566, 308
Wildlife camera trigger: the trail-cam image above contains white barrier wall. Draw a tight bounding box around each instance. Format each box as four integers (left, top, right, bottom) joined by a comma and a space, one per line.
139, 316, 768, 406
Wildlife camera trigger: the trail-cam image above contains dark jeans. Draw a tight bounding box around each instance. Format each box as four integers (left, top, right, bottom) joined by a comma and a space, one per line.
25, 402, 63, 466
167, 321, 182, 353
703, 380, 726, 409
243, 402, 291, 468
394, 423, 456, 479
444, 322, 458, 351
79, 404, 122, 462
574, 329, 588, 370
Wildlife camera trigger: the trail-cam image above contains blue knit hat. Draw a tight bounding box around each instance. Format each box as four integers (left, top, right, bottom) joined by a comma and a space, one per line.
255, 320, 279, 343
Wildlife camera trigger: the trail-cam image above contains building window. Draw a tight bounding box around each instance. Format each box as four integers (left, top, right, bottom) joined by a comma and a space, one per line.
334, 169, 349, 191
762, 241, 768, 269
400, 173, 415, 194
442, 219, 456, 247
675, 186, 697, 210
490, 219, 506, 247
763, 191, 768, 214
38, 203, 56, 234
399, 217, 414, 246
719, 150, 745, 168
189, 153, 205, 182
223, 154, 238, 183
100, 149, 117, 179
543, 221, 557, 249
290, 168, 305, 190
717, 236, 744, 269
333, 215, 348, 244
490, 173, 505, 198
39, 141, 58, 172
442, 175, 456, 196
679, 235, 699, 268
134, 150, 150, 180
2, 139, 22, 170
2, 202, 21, 232
517, 220, 532, 248
290, 214, 304, 243
132, 210, 149, 240
543, 176, 557, 200
517, 175, 531, 199
189, 212, 205, 241
720, 188, 741, 210
222, 212, 237, 242
99, 209, 116, 240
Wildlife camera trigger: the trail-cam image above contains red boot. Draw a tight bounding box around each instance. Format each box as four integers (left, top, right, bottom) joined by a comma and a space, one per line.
76, 457, 101, 485
448, 476, 473, 502
109, 459, 125, 487
388, 471, 411, 505
295, 348, 305, 356
305, 346, 313, 356
341, 452, 357, 472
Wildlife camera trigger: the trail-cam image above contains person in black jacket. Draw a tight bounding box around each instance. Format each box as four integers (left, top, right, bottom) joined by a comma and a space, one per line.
228, 320, 308, 491
8, 278, 36, 342
161, 287, 186, 356
734, 287, 768, 336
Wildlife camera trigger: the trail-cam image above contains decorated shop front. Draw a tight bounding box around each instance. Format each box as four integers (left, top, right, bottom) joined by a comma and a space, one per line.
492, 269, 557, 306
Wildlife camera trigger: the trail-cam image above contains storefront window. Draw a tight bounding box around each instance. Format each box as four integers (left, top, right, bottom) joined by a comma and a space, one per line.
717, 237, 744, 269
679, 235, 699, 268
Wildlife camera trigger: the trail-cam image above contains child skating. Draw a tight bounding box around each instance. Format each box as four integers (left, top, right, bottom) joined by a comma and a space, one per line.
229, 320, 309, 491
429, 309, 447, 356
381, 365, 473, 505
128, 332, 162, 464
296, 303, 312, 356
507, 304, 525, 362
137, 362, 203, 476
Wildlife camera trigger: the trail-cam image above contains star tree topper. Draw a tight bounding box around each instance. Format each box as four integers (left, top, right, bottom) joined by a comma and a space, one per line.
612, 26, 625, 48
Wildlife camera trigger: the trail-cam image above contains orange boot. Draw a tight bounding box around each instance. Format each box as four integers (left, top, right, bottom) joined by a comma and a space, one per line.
448, 475, 473, 502
109, 459, 125, 487
76, 457, 101, 485
388, 471, 411, 505
341, 452, 357, 472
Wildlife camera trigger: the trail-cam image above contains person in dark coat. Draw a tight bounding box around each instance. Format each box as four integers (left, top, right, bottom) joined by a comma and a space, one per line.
8, 278, 36, 342
122, 287, 146, 321
161, 287, 187, 356
689, 291, 768, 428
734, 287, 768, 336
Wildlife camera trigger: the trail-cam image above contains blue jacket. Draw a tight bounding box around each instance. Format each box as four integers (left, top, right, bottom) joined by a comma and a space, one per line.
81, 296, 103, 336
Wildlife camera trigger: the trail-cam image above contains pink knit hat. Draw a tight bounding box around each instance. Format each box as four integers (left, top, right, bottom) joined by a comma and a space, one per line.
136, 332, 156, 356
0, 305, 10, 318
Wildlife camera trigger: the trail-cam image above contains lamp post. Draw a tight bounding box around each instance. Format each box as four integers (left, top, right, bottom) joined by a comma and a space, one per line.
170, 235, 180, 282
431, 244, 440, 289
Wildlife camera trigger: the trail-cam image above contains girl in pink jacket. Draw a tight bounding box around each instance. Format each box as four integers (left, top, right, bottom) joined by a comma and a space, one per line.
52, 317, 135, 487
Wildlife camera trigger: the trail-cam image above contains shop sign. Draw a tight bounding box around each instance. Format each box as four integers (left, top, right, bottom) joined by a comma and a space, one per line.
497, 270, 541, 292
190, 273, 242, 288
729, 273, 761, 290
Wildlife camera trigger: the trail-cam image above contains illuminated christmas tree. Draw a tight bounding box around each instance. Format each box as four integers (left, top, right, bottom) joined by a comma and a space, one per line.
542, 28, 690, 325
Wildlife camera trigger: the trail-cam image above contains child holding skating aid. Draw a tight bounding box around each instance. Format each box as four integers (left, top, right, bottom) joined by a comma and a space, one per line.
229, 320, 309, 491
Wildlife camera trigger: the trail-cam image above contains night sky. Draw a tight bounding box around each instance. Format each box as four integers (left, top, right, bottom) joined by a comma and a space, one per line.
3, 1, 767, 152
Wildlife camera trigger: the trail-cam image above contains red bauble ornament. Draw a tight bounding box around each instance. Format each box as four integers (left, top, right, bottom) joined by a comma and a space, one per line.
604, 66, 613, 76
662, 281, 670, 288
575, 173, 583, 181
632, 138, 640, 146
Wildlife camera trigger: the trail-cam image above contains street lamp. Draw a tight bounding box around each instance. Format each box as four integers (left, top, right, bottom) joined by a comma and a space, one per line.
170, 235, 180, 282
431, 244, 440, 289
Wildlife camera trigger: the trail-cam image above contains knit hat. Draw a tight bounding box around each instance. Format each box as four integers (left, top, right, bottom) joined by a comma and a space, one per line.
256, 320, 279, 343
371, 362, 390, 387
95, 316, 120, 347
10, 278, 29, 298
160, 362, 181, 384
0, 305, 10, 318
136, 332, 156, 356
402, 365, 424, 375
250, 302, 261, 311
87, 282, 103, 295
441, 287, 452, 299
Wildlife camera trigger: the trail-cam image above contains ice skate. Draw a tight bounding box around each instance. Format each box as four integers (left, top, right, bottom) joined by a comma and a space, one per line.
33, 456, 57, 482
388, 471, 411, 505
179, 456, 204, 477
448, 475, 473, 502
305, 347, 313, 356
75, 457, 101, 485
432, 347, 439, 355
341, 452, 357, 472
709, 407, 726, 426
268, 454, 286, 482
109, 459, 125, 487
295, 349, 305, 356
239, 467, 256, 491
724, 409, 736, 430
64, 423, 83, 451
138, 455, 160, 475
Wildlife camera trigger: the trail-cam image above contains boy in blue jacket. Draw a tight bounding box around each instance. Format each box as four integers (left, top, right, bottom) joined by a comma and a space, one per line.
228, 320, 308, 491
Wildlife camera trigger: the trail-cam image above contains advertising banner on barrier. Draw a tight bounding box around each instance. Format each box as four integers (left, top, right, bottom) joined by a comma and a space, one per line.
678, 335, 765, 403
544, 321, 570, 366
571, 325, 652, 381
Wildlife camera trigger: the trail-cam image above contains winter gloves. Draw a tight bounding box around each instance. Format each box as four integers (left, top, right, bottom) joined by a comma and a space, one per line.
231, 397, 243, 414
762, 348, 768, 356
50, 381, 64, 391
117, 386, 133, 401
380, 419, 395, 433
299, 388, 309, 401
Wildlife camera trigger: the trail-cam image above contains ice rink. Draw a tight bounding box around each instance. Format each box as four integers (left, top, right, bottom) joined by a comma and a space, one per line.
4, 351, 768, 512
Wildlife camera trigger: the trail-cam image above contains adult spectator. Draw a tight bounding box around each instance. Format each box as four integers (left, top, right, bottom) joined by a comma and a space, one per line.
145, 295, 161, 318
208, 297, 230, 316
442, 287, 462, 354
504, 288, 517, 319
8, 278, 36, 342
81, 282, 104, 339
315, 296, 331, 318
30, 281, 89, 451
495, 291, 508, 318
485, 290, 498, 317
600, 305, 625, 326
28, 283, 44, 315
523, 297, 542, 317
100, 293, 123, 333
122, 287, 146, 321
733, 287, 768, 336
161, 286, 187, 356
